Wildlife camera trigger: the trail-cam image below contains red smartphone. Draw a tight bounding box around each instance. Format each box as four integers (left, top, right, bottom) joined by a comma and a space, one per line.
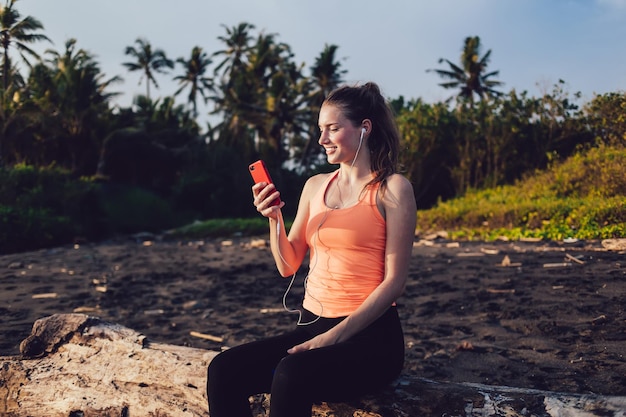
248, 160, 281, 206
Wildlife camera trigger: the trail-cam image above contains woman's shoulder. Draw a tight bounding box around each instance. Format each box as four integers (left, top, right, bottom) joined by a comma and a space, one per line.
380, 173, 416, 207
385, 173, 413, 191
304, 170, 336, 189
301, 170, 336, 200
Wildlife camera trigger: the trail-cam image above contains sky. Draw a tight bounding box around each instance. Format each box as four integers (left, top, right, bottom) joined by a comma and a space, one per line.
14, 0, 626, 120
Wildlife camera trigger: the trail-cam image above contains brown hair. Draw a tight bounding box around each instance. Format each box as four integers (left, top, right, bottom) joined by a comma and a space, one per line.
323, 82, 400, 191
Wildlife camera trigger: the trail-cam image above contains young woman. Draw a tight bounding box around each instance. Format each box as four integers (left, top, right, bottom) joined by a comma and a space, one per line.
207, 82, 417, 417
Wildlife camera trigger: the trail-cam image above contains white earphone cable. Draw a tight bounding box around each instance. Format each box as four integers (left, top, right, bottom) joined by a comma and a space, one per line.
276, 209, 322, 326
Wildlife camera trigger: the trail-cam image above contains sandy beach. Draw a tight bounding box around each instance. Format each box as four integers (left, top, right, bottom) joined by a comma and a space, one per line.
1, 235, 625, 397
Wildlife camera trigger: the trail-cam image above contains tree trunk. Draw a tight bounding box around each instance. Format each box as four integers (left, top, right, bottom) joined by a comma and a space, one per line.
1, 314, 625, 417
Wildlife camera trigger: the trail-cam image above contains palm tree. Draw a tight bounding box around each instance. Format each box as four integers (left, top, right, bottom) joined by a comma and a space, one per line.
211, 25, 311, 169
212, 22, 255, 80
310, 44, 346, 100
429, 36, 503, 104
0, 0, 50, 91
300, 44, 346, 167
28, 39, 121, 173
123, 37, 173, 99
0, 0, 50, 166
245, 31, 304, 162
210, 23, 258, 160
174, 46, 213, 117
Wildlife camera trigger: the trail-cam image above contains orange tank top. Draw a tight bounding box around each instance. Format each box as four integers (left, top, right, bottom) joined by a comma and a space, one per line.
302, 170, 386, 317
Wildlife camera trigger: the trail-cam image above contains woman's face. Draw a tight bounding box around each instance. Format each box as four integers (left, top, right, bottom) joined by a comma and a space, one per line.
318, 104, 362, 165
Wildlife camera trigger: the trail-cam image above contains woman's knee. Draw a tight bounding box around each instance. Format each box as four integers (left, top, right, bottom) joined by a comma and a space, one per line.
207, 349, 240, 391
272, 354, 308, 391
208, 351, 226, 378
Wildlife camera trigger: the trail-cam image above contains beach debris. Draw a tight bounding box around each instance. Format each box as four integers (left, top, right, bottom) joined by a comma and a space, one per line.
221, 240, 234, 247
424, 349, 450, 360
563, 238, 579, 244
94, 286, 107, 293
456, 252, 485, 257
543, 262, 571, 268
565, 253, 585, 264
143, 309, 164, 315
499, 255, 522, 267
591, 314, 608, 325
480, 247, 499, 255
73, 306, 101, 314
423, 231, 449, 240
250, 238, 268, 248
446, 242, 460, 248
601, 238, 626, 251
552, 285, 565, 290
32, 293, 58, 299
457, 340, 474, 351
189, 330, 224, 343
260, 308, 284, 314
183, 300, 205, 310
486, 288, 516, 294
142, 240, 153, 247
8, 261, 23, 269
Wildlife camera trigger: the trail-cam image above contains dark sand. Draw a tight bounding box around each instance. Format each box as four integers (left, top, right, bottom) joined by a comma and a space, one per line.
1, 235, 625, 396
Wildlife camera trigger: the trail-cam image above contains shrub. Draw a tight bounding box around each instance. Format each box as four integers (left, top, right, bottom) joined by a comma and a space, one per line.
417, 146, 626, 240
0, 165, 103, 253
96, 184, 178, 235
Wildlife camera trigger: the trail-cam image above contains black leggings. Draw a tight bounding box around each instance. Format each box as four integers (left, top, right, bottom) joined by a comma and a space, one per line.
207, 307, 404, 417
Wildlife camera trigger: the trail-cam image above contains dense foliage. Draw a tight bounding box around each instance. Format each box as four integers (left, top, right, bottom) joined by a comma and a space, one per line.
0, 1, 624, 253
416, 145, 626, 241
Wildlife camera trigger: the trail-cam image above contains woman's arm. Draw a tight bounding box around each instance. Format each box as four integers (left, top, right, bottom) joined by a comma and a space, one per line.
288, 174, 416, 352
253, 175, 324, 277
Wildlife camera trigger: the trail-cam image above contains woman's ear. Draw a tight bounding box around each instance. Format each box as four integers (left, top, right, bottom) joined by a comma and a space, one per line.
361, 119, 372, 135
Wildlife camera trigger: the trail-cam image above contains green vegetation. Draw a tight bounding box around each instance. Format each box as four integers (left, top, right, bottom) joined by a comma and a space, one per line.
417, 145, 626, 241
168, 217, 284, 239
0, 164, 101, 252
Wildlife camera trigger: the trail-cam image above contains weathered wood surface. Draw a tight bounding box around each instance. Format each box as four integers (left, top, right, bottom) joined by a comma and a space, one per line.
2, 314, 216, 417
1, 314, 625, 417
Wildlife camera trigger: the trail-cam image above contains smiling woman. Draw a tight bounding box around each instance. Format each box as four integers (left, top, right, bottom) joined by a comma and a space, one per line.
207, 81, 417, 417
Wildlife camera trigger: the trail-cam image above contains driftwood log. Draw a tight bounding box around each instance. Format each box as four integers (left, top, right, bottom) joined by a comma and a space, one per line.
1, 314, 625, 417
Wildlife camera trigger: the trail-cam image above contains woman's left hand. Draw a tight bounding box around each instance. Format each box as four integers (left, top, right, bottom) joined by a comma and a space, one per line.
287, 331, 337, 354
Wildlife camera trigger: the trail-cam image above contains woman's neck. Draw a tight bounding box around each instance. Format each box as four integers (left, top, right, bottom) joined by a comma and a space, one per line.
329, 163, 372, 209
338, 153, 371, 184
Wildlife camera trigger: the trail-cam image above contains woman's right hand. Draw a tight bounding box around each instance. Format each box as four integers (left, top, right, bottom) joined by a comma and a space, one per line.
252, 182, 284, 219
